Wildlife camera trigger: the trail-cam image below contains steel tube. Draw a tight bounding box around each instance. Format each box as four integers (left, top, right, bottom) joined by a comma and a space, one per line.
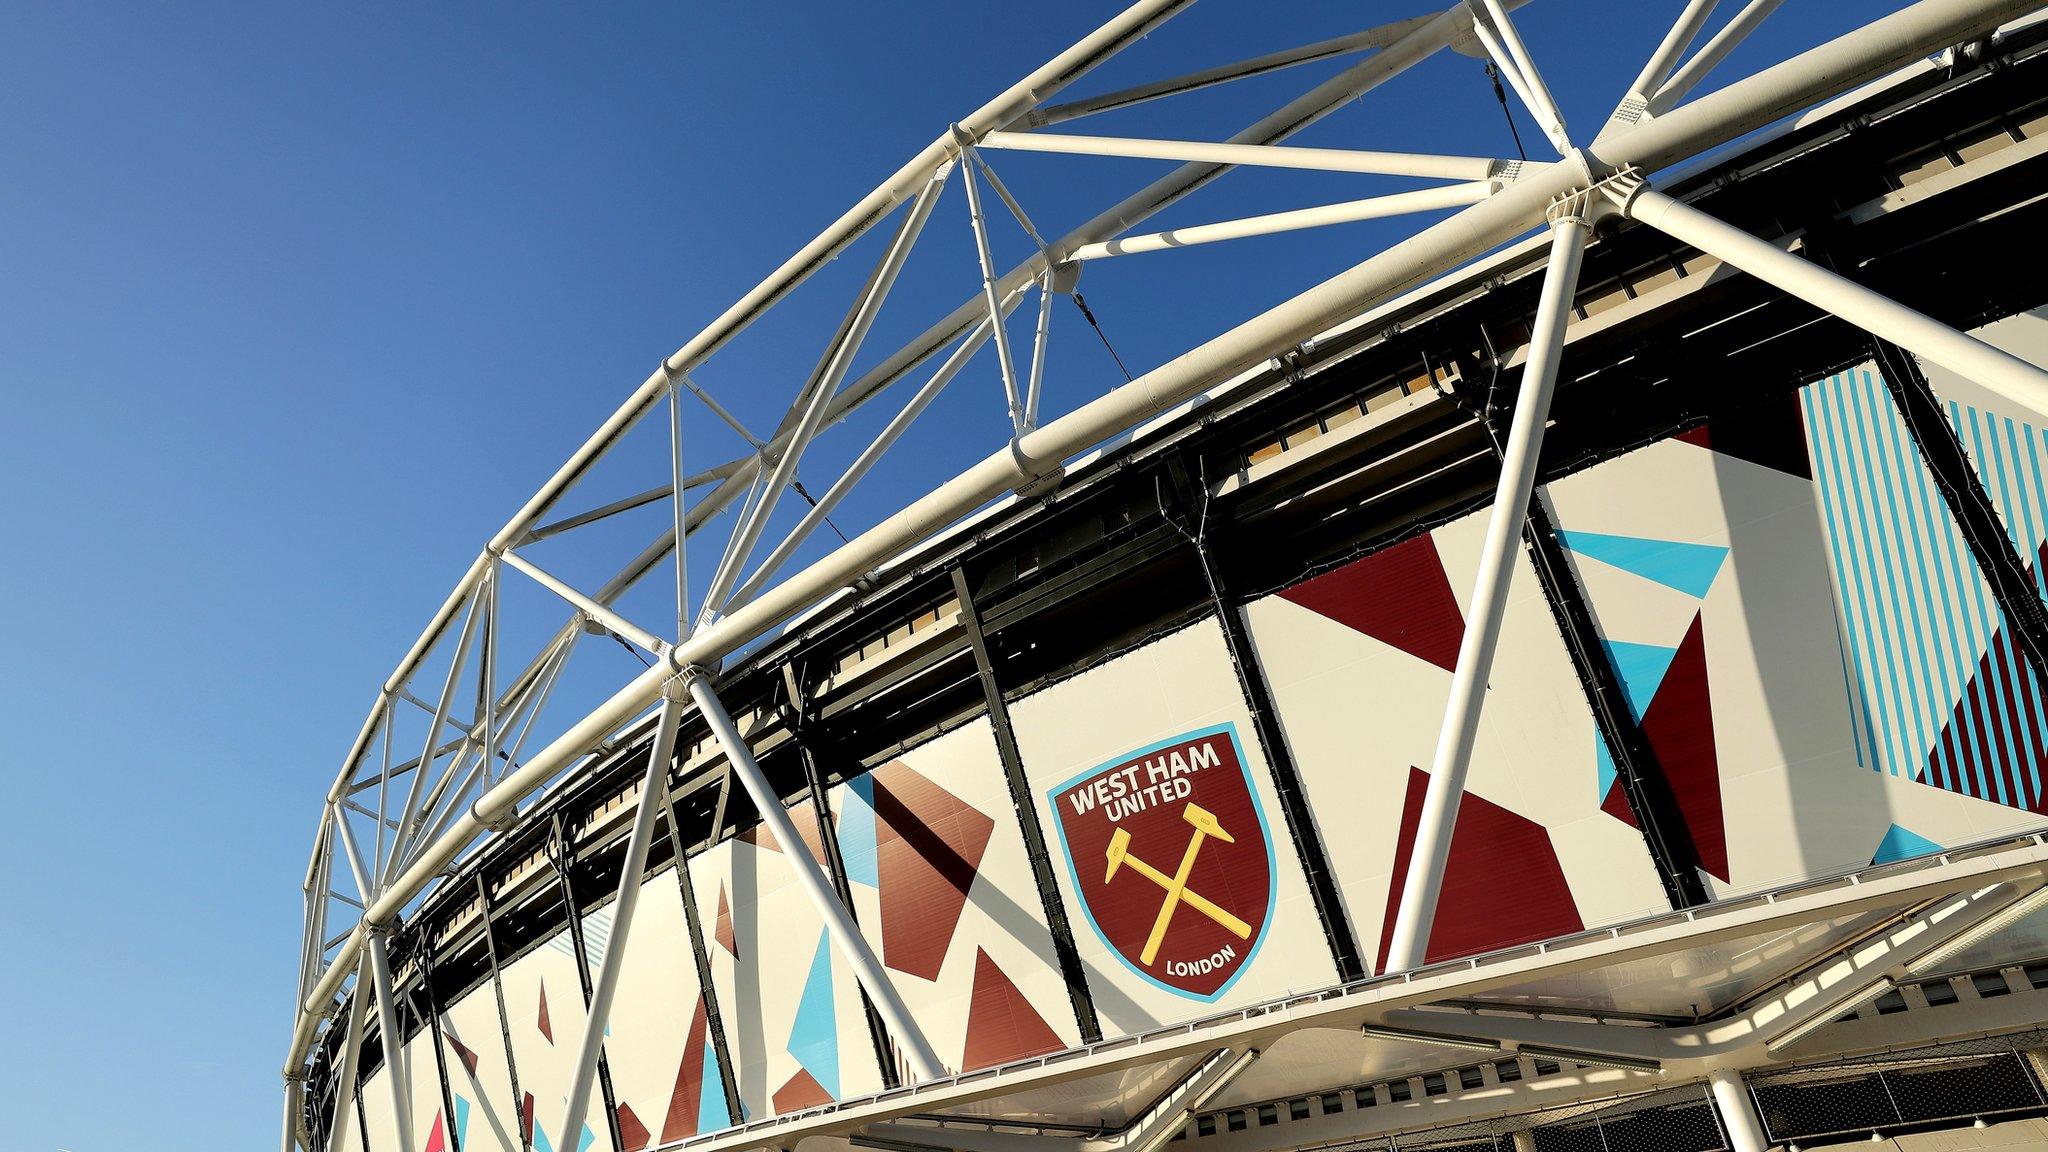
1708, 1068, 1768, 1152
1474, 0, 1570, 151
367, 928, 415, 1152
701, 163, 950, 621
558, 691, 687, 1150
687, 672, 947, 1080
292, 0, 2031, 1080
1626, 0, 1719, 103
979, 131, 1500, 181
1383, 214, 1590, 973
1024, 15, 1440, 128
1069, 182, 1497, 261
1025, 278, 1054, 427
728, 319, 997, 611
500, 550, 665, 655
324, 957, 372, 1152
1651, 0, 1786, 112
1620, 182, 2048, 418
962, 156, 1024, 427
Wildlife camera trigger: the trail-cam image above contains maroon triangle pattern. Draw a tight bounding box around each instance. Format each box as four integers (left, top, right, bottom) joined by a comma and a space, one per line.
520, 1092, 537, 1144
1922, 612, 2048, 812
536, 977, 553, 1045
961, 948, 1064, 1071
1640, 612, 1730, 883
616, 1102, 651, 1151
772, 1067, 833, 1114
713, 884, 737, 958
660, 996, 714, 1142
871, 760, 995, 980
1376, 766, 1584, 973
1278, 534, 1465, 672
736, 801, 833, 866
444, 1028, 480, 1076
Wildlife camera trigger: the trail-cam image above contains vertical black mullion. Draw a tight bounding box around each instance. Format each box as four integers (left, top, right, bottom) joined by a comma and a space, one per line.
783, 665, 903, 1088
477, 874, 529, 1152
548, 815, 624, 1152
1525, 491, 1710, 908
951, 566, 1103, 1042
1871, 338, 2048, 683
356, 1078, 375, 1152
658, 777, 744, 1125
1187, 513, 1366, 982
419, 941, 462, 1152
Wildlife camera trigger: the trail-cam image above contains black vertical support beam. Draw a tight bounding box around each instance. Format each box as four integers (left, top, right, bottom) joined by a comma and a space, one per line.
477, 874, 529, 1152
1871, 338, 2048, 683
419, 944, 463, 1152
548, 815, 625, 1152
782, 664, 904, 1088
657, 776, 745, 1125
356, 1079, 375, 1152
951, 566, 1103, 1041
1524, 491, 1711, 908
1171, 477, 1366, 981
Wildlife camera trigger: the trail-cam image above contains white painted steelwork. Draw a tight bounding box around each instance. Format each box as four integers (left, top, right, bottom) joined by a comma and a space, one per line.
281, 4, 2048, 1150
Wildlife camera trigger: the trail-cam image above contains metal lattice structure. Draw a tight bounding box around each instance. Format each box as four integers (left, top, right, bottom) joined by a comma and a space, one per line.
283, 4, 2048, 1152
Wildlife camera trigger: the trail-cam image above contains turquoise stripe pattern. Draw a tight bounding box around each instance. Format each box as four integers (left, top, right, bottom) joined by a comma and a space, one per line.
1801, 367, 2047, 811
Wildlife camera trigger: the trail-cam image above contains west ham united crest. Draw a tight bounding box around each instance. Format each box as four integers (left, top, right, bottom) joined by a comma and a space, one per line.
1048, 723, 1275, 1001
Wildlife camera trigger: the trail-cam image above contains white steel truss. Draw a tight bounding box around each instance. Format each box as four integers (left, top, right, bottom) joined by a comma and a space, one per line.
282, 3, 2048, 1151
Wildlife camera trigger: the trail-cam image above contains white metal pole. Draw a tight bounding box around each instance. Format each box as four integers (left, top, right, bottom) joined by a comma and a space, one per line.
700, 163, 952, 623
1649, 0, 1786, 113
283, 1077, 304, 1152
727, 319, 999, 612
557, 688, 688, 1152
500, 549, 666, 655
962, 155, 1026, 429
1626, 0, 1720, 104
1472, 0, 1571, 152
1025, 278, 1054, 429
1708, 1068, 1769, 1152
325, 958, 372, 1152
1384, 206, 1591, 973
1068, 182, 1497, 261
684, 669, 947, 1080
1617, 180, 2048, 419
366, 927, 415, 1152
669, 380, 691, 640
977, 132, 1499, 181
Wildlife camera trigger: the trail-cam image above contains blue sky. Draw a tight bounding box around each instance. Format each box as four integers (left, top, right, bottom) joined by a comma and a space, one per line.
0, 3, 1907, 1148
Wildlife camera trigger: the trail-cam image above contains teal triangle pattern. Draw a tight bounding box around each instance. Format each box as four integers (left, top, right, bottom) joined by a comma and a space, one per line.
839, 775, 880, 888
1602, 639, 1681, 722
698, 1041, 730, 1133
1872, 823, 1942, 865
787, 932, 841, 1099
1558, 530, 1729, 599
1595, 738, 1618, 804
453, 1097, 470, 1150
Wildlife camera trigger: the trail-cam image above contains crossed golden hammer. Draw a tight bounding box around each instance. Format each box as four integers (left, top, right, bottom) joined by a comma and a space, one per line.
1104, 802, 1254, 965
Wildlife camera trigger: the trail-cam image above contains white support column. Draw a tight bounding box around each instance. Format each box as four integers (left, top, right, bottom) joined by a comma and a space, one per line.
325, 959, 372, 1152
962, 152, 1025, 430
684, 668, 947, 1080
1614, 179, 2048, 419
1069, 182, 1496, 261
283, 1077, 305, 1152
1383, 200, 1591, 973
557, 686, 689, 1152
366, 927, 415, 1152
1510, 1129, 1539, 1152
1709, 1068, 1770, 1152
1649, 0, 1786, 114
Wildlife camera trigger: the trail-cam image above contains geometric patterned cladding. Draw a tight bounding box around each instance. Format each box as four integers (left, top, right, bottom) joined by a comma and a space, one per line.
687, 805, 883, 1121
329, 322, 2048, 1152
1545, 357, 2048, 900
1007, 618, 1340, 1031
830, 718, 1081, 1074
1244, 512, 1673, 973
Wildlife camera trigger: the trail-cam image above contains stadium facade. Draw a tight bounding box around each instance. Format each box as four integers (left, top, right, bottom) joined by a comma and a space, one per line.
285, 3, 2048, 1151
